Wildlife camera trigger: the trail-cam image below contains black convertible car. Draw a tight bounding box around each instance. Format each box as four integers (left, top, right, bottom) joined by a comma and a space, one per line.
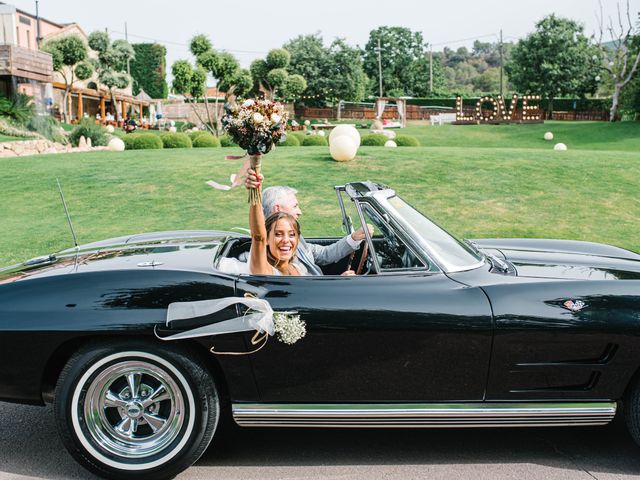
1, 181, 640, 480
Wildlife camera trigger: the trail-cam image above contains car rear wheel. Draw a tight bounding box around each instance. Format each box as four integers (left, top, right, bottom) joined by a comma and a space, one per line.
54, 341, 218, 480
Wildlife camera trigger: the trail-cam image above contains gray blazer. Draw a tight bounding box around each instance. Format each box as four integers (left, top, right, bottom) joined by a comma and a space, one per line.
237, 235, 355, 275
297, 236, 355, 275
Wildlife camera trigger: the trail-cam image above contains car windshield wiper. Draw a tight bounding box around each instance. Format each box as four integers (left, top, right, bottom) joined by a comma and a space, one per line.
24, 254, 57, 267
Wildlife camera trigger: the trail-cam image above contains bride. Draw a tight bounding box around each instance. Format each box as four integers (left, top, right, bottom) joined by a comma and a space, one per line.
218, 172, 308, 276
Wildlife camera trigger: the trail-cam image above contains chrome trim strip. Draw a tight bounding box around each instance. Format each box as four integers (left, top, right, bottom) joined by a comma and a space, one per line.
232, 402, 616, 428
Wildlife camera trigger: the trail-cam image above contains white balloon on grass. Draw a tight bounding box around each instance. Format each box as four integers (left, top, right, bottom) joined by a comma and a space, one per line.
544, 132, 554, 141
385, 140, 398, 148
108, 137, 125, 151
329, 125, 361, 148
554, 143, 567, 151
105, 125, 115, 134
330, 135, 358, 162
168, 126, 177, 133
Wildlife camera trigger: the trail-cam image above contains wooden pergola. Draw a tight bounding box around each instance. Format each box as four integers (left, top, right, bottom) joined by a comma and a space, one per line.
53, 82, 152, 125
375, 97, 408, 128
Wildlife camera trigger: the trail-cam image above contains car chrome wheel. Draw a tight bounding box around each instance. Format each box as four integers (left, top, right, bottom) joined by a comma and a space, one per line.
82, 360, 186, 460
56, 344, 218, 480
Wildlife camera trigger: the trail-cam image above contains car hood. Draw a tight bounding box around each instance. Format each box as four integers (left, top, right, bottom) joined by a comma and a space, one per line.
472, 238, 640, 281
0, 230, 240, 283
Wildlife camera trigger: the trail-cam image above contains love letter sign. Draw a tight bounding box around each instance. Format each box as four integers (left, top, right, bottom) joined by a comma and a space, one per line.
455, 94, 542, 124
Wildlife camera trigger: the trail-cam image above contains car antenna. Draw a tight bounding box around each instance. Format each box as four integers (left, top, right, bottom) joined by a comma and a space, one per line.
56, 178, 79, 251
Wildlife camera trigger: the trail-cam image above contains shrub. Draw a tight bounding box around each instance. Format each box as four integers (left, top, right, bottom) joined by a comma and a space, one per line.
219, 134, 236, 147
26, 115, 66, 143
360, 133, 388, 146
302, 135, 328, 146
160, 132, 192, 148
189, 130, 215, 141
289, 131, 307, 143
124, 133, 163, 150
69, 118, 107, 146
0, 118, 34, 139
192, 132, 221, 148
395, 135, 420, 147
278, 134, 300, 146
0, 93, 36, 124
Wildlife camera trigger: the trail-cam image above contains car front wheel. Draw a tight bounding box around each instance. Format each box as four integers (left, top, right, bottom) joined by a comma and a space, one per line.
54, 341, 218, 480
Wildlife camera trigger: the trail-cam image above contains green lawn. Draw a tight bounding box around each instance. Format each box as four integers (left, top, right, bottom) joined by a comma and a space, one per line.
0, 133, 29, 142
392, 120, 640, 151
1, 121, 639, 266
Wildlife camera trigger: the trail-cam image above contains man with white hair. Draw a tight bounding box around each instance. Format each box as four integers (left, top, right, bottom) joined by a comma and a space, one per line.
243, 171, 370, 275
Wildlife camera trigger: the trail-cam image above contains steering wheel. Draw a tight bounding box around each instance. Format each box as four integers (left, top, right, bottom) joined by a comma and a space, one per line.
355, 242, 370, 275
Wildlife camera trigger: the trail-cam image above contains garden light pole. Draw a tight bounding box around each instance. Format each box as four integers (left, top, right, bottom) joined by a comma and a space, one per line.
377, 38, 383, 97
499, 29, 504, 97
429, 47, 433, 96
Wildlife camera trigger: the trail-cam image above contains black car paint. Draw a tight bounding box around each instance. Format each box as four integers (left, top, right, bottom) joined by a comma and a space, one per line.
1, 230, 640, 407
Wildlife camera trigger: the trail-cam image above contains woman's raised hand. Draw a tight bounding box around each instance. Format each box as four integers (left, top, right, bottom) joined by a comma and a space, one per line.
245, 168, 263, 190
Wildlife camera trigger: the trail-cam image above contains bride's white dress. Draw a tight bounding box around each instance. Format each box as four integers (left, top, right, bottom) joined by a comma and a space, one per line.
217, 257, 309, 276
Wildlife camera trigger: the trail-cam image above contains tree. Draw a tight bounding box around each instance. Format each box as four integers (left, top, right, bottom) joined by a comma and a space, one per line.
190, 35, 240, 134
250, 48, 305, 100
170, 35, 246, 134
42, 35, 93, 123
130, 43, 168, 99
88, 31, 135, 122
326, 38, 368, 102
362, 26, 430, 96
171, 59, 211, 129
472, 67, 502, 93
596, 1, 640, 121
506, 15, 601, 115
284, 34, 331, 106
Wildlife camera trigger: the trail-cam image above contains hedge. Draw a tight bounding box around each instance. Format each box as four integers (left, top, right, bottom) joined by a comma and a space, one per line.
302, 135, 328, 146
160, 132, 192, 148
123, 133, 163, 150
403, 97, 612, 111
395, 135, 420, 147
360, 133, 388, 146
289, 131, 307, 143
131, 43, 168, 99
192, 133, 221, 148
219, 134, 235, 147
278, 135, 300, 146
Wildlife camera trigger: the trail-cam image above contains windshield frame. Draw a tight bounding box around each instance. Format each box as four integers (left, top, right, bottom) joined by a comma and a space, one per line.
362, 188, 485, 273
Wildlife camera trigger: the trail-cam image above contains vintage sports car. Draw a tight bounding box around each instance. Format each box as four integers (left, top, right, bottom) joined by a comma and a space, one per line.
1, 181, 640, 479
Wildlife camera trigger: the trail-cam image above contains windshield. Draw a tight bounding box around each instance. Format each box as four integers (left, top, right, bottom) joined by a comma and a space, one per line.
380, 194, 484, 272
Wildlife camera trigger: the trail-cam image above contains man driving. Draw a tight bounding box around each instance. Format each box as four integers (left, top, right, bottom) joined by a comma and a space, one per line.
244, 169, 371, 275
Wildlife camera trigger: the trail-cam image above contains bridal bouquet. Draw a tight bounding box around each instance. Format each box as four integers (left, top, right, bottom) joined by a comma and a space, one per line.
222, 99, 289, 204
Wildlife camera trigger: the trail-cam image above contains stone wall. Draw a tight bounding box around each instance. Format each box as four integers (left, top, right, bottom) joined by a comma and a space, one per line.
0, 139, 107, 157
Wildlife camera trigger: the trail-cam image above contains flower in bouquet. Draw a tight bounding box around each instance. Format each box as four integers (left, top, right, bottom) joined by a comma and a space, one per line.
273, 312, 306, 345
222, 98, 289, 156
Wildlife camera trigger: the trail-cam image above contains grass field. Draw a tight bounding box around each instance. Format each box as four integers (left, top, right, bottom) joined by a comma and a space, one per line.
0, 133, 29, 143
0, 121, 639, 266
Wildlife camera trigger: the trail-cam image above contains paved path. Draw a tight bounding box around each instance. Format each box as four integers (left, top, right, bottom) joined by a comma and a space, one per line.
2, 402, 640, 479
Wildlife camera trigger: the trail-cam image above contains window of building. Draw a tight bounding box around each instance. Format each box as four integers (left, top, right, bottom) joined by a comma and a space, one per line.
19, 16, 32, 26
16, 26, 19, 46
26, 30, 30, 49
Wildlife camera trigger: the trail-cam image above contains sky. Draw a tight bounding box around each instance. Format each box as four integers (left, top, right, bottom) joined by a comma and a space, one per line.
9, 0, 640, 82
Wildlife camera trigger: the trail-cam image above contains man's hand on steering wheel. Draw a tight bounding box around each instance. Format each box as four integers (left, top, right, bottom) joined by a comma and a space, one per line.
351, 224, 374, 242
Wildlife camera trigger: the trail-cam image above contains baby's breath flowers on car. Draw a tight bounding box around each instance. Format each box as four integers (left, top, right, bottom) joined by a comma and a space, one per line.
222, 98, 289, 205
273, 312, 306, 345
